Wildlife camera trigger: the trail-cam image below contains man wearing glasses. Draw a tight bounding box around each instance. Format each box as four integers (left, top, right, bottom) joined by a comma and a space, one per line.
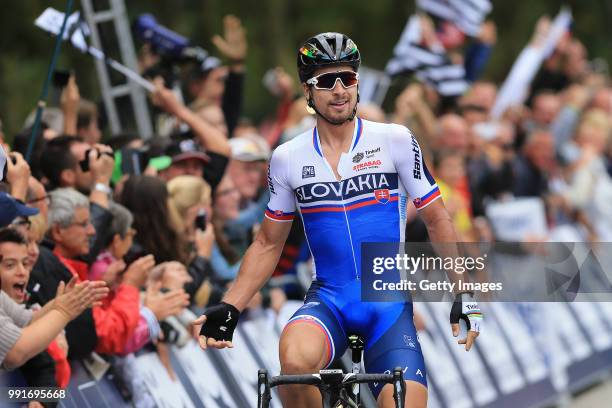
25, 176, 50, 220
196, 33, 482, 408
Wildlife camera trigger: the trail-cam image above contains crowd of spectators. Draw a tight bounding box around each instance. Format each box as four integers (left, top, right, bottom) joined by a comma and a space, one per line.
0, 10, 611, 407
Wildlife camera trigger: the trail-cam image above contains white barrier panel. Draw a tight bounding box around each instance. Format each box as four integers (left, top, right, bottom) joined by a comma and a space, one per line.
489, 303, 549, 383
428, 302, 498, 406
217, 321, 281, 408
134, 352, 195, 408
549, 303, 592, 362
470, 304, 526, 395
419, 304, 477, 408
569, 302, 612, 352
173, 341, 239, 407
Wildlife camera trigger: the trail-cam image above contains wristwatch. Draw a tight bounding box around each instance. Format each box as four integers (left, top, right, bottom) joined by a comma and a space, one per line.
94, 182, 112, 195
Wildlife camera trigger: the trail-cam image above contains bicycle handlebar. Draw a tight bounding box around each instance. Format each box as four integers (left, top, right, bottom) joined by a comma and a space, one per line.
268, 372, 396, 387
258, 368, 406, 408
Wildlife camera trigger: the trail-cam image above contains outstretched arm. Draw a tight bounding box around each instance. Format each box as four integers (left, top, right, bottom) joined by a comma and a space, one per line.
224, 217, 292, 310
192, 218, 292, 349
151, 79, 231, 156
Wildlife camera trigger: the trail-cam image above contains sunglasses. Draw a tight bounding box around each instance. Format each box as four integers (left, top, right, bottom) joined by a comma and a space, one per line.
306, 71, 359, 90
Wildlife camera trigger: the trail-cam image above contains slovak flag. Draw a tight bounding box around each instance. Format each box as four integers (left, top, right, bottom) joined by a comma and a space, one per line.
374, 189, 390, 204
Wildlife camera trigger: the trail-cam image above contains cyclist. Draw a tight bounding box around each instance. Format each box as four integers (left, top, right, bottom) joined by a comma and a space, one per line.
193, 32, 482, 408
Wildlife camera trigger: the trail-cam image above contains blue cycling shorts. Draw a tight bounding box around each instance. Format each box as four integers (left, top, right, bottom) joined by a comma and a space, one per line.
286, 280, 427, 399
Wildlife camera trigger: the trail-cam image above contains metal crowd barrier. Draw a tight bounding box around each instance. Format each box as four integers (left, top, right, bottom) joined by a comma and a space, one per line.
2, 300, 612, 408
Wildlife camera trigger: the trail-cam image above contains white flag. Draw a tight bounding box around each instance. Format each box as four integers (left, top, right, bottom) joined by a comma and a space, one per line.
491, 7, 572, 119
34, 7, 90, 52
0, 145, 7, 181
386, 15, 469, 97
417, 0, 492, 37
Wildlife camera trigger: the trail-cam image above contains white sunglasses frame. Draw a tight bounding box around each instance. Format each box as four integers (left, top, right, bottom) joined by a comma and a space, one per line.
306, 71, 360, 90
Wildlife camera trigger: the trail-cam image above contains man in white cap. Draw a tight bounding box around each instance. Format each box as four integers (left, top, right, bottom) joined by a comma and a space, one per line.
227, 134, 271, 207
225, 134, 272, 253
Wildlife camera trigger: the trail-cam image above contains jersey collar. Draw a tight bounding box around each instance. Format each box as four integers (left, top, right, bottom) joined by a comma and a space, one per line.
312, 117, 363, 158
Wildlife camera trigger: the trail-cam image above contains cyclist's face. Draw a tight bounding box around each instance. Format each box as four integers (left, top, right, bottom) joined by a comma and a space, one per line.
304, 65, 358, 123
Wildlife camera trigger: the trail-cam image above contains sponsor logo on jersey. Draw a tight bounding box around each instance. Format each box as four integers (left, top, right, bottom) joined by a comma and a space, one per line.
403, 334, 416, 348
295, 173, 398, 203
267, 165, 276, 195
399, 195, 407, 221
353, 148, 380, 164
365, 147, 380, 158
353, 159, 382, 172
302, 165, 316, 178
411, 136, 421, 179
374, 189, 390, 204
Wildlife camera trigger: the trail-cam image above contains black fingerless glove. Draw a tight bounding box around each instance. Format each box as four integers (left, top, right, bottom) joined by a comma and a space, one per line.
199, 302, 241, 341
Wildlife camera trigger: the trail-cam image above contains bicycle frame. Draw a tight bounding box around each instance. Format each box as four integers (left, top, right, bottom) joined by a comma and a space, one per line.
257, 367, 406, 408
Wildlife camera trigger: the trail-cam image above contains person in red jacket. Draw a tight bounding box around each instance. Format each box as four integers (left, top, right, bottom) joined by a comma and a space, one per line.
48, 187, 152, 354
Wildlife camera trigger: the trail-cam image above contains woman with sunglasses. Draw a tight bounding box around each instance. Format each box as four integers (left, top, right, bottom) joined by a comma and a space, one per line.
195, 32, 482, 408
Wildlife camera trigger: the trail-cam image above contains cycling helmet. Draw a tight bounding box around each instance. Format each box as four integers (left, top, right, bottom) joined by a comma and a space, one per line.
297, 32, 361, 83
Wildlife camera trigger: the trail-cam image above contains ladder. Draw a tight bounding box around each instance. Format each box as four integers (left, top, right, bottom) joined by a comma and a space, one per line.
80, 0, 153, 139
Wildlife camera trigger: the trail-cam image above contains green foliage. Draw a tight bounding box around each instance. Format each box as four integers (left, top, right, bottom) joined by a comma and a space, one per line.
0, 0, 610, 141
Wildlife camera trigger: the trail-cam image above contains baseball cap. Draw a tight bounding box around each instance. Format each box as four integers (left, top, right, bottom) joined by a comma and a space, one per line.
0, 192, 39, 227
200, 56, 222, 73
164, 139, 210, 165
229, 134, 271, 162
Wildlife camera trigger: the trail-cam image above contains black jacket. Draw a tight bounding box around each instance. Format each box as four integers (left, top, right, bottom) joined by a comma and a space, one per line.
27, 244, 98, 360
222, 71, 244, 138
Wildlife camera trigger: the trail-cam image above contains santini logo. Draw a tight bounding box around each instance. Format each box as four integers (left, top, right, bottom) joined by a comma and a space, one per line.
411, 136, 421, 179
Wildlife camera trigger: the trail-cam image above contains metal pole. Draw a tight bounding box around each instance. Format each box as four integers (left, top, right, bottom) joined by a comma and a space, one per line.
26, 0, 74, 162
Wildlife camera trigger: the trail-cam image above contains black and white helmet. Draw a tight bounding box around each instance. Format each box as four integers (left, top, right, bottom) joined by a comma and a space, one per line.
297, 32, 361, 83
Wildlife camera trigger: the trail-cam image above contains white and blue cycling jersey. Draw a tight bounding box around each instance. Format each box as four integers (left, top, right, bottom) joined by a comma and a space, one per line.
266, 118, 441, 285
266, 118, 441, 396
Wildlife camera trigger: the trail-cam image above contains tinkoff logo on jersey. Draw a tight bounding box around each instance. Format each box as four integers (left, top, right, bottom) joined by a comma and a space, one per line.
365, 147, 380, 158
296, 173, 398, 203
352, 152, 364, 163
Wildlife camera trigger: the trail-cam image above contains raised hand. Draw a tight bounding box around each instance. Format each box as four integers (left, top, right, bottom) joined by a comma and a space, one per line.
150, 77, 183, 115
6, 152, 31, 201
54, 276, 109, 319
123, 254, 155, 288
145, 282, 190, 321
89, 144, 115, 186
212, 15, 247, 62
